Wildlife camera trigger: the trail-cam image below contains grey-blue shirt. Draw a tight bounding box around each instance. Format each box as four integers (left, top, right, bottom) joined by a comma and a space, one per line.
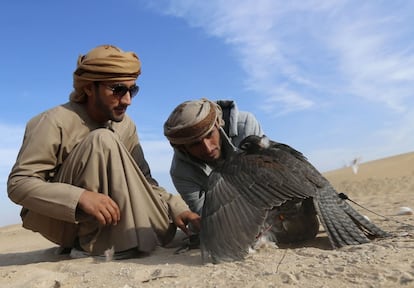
169, 100, 264, 215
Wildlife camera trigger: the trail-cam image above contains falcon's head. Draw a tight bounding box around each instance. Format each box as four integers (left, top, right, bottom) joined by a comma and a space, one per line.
239, 135, 270, 153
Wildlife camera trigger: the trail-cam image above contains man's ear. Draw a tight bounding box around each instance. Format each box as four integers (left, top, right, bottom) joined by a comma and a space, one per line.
83, 82, 95, 97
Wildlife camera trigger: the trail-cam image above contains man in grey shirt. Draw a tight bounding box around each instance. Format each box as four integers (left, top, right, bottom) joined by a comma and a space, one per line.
164, 98, 264, 217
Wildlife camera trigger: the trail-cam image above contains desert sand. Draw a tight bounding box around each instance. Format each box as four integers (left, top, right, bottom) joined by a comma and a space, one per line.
1, 152, 414, 288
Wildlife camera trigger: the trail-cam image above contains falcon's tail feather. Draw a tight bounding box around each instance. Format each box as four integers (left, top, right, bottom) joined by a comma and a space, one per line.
313, 186, 388, 249
339, 199, 389, 238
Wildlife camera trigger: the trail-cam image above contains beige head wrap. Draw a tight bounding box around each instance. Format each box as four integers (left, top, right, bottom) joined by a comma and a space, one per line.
164, 98, 225, 145
70, 44, 141, 103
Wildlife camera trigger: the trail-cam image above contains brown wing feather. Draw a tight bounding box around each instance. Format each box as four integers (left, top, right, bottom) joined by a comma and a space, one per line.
200, 151, 317, 263
200, 136, 388, 263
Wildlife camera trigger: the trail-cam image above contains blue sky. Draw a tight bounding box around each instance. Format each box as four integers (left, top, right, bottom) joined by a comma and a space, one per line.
1, 0, 414, 226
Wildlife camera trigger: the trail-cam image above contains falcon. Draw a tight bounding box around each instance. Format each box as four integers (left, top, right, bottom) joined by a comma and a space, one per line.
200, 135, 388, 263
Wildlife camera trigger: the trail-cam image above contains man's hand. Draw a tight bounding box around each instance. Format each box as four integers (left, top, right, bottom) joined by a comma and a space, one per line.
78, 190, 121, 226
173, 210, 201, 235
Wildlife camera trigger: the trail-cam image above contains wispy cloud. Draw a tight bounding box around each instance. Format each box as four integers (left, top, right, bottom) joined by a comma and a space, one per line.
0, 123, 24, 180
0, 123, 24, 179
139, 138, 177, 192
140, 139, 173, 174
0, 123, 25, 226
329, 6, 414, 112
147, 1, 414, 115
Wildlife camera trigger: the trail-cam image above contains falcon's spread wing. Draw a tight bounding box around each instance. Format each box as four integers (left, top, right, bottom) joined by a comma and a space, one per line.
262, 138, 389, 248
200, 135, 388, 264
200, 151, 317, 263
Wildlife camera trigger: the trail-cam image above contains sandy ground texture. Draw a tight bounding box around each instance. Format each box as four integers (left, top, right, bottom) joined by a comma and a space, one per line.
1, 152, 414, 288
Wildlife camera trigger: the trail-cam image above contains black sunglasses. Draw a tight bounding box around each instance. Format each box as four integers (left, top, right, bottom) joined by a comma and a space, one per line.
103, 83, 140, 99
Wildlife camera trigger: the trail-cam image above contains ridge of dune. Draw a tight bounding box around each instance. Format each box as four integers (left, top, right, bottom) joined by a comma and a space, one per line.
324, 151, 414, 184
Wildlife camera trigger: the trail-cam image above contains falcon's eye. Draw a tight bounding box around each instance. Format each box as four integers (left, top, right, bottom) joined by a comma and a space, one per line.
239, 142, 250, 151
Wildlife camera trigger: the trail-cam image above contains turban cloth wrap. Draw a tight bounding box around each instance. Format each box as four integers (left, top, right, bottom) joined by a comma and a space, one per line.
70, 45, 141, 103
164, 98, 225, 145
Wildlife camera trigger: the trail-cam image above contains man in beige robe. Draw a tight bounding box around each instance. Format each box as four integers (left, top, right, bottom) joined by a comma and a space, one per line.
7, 44, 200, 259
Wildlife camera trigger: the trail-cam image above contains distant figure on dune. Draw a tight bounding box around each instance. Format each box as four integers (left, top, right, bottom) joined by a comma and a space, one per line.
350, 156, 362, 174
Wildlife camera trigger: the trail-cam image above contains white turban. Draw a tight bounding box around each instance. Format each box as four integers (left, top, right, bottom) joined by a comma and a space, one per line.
164, 98, 225, 145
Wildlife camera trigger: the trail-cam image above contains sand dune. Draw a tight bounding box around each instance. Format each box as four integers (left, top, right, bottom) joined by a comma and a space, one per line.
1, 152, 413, 288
